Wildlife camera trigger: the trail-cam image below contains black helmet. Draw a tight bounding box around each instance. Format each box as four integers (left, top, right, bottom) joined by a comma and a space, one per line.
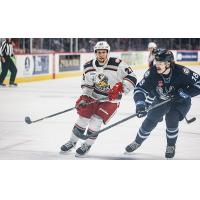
155, 49, 174, 62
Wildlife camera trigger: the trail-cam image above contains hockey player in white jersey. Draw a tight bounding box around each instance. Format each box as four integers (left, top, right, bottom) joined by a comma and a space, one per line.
148, 42, 157, 68
60, 41, 137, 156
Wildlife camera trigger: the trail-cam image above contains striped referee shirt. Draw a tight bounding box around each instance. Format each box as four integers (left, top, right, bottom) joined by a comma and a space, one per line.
0, 40, 13, 57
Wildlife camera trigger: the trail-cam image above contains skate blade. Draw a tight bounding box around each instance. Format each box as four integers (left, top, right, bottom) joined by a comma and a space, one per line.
75, 152, 89, 158
75, 153, 82, 157
59, 149, 73, 154
165, 157, 174, 160
123, 151, 134, 155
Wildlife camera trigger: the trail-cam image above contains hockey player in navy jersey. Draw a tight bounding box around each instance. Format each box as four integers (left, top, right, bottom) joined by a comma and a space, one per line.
60, 41, 137, 156
125, 49, 200, 158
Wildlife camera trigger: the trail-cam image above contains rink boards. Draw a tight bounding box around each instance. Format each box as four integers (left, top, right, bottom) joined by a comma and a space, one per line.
1, 50, 200, 84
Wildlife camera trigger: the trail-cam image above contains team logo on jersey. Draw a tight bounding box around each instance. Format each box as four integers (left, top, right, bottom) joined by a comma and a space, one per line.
144, 70, 150, 78
158, 80, 163, 87
156, 85, 174, 100
94, 73, 110, 91
183, 67, 190, 75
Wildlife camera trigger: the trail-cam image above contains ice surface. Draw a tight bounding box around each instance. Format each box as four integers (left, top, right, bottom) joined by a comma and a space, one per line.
0, 67, 200, 160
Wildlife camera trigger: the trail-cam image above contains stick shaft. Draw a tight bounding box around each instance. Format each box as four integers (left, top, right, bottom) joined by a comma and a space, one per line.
31, 107, 76, 123
76, 98, 172, 140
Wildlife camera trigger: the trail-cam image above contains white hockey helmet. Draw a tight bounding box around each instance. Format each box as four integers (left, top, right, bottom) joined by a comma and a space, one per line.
94, 41, 110, 53
148, 42, 157, 49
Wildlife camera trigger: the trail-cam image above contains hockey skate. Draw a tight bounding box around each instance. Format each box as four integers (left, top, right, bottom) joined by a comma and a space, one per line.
60, 140, 76, 153
0, 83, 6, 87
165, 145, 176, 159
125, 141, 141, 153
75, 143, 91, 157
9, 83, 18, 87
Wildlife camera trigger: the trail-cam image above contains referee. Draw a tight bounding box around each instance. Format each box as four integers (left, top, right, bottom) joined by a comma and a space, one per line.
0, 38, 17, 86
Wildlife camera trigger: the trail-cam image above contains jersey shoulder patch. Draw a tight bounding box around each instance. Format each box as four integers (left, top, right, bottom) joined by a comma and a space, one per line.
182, 67, 190, 75
107, 57, 122, 66
83, 59, 93, 69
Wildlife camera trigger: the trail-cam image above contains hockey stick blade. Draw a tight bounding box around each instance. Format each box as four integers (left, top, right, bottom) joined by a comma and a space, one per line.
25, 116, 32, 124
185, 117, 196, 124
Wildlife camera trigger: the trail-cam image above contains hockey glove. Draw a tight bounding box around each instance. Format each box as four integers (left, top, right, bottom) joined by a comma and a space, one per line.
136, 101, 147, 118
75, 95, 93, 109
108, 82, 124, 101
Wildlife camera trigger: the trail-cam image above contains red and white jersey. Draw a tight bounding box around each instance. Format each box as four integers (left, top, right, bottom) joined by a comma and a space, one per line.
81, 57, 137, 102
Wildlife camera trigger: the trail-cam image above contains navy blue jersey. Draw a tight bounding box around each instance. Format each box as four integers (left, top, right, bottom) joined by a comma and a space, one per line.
134, 64, 200, 102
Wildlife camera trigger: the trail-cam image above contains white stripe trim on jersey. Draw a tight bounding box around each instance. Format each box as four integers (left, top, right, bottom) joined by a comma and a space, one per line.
134, 87, 148, 95
123, 77, 136, 86
106, 65, 118, 70
84, 67, 96, 74
194, 81, 200, 89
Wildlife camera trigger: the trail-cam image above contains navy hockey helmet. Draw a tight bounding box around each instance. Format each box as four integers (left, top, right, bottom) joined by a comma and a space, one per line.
155, 49, 174, 62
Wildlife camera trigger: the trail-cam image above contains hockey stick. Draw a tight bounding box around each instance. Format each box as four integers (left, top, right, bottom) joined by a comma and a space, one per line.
185, 116, 196, 124
25, 107, 76, 124
25, 99, 102, 125
75, 98, 172, 140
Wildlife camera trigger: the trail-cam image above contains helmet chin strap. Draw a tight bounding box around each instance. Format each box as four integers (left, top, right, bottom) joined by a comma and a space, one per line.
161, 62, 171, 74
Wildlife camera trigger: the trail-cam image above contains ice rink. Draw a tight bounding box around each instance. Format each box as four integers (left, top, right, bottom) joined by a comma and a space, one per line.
0, 67, 200, 160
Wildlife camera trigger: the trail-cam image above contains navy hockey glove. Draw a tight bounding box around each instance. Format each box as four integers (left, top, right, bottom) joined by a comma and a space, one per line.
136, 101, 147, 118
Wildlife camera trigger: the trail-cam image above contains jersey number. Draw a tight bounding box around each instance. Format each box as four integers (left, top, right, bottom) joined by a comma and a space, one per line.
192, 72, 199, 81
125, 67, 133, 74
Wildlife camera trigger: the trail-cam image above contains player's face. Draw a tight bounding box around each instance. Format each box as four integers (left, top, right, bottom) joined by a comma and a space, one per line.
95, 50, 108, 63
148, 47, 154, 52
156, 61, 170, 74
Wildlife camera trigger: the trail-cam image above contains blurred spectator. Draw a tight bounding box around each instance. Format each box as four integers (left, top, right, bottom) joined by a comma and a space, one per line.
2, 38, 200, 53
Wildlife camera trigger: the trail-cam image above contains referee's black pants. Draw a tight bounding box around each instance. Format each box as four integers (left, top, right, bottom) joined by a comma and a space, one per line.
0, 57, 17, 84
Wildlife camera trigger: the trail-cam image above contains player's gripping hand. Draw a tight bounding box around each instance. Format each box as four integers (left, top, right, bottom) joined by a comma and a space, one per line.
75, 95, 92, 109
108, 82, 124, 101
136, 101, 147, 118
